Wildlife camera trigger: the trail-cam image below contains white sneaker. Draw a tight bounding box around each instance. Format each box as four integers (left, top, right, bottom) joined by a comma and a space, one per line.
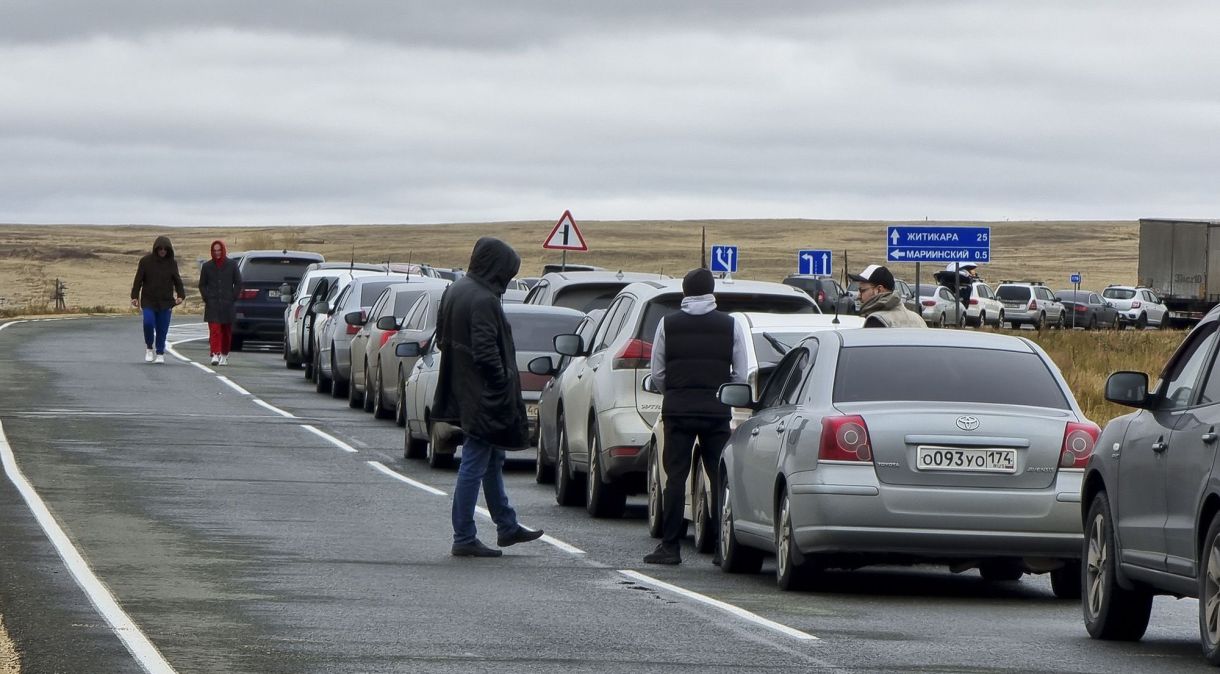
154, 354, 165, 364
210, 354, 220, 365
145, 349, 154, 363
218, 355, 228, 366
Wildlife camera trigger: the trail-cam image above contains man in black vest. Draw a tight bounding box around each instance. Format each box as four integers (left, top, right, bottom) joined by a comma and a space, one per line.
644, 268, 748, 565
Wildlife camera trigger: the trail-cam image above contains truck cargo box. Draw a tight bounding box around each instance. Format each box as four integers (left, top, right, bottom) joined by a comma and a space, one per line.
1139, 218, 1220, 324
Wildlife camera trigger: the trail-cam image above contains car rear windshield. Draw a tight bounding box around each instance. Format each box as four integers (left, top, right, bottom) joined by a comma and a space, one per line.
552, 284, 628, 312
995, 286, 1033, 301
359, 281, 402, 305
392, 289, 427, 316
752, 331, 813, 366
241, 258, 318, 284
833, 346, 1070, 409
508, 313, 584, 352
1103, 288, 1136, 300
640, 293, 814, 343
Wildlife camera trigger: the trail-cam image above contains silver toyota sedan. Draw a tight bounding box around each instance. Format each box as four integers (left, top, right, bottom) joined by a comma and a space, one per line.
716, 328, 1097, 595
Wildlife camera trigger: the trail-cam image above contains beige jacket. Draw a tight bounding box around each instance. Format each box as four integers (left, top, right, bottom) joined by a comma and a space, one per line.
859, 292, 928, 328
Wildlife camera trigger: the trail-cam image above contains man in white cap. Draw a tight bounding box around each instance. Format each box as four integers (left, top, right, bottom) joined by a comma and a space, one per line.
849, 264, 928, 328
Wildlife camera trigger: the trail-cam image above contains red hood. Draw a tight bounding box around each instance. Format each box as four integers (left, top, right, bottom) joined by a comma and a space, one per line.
210, 239, 227, 265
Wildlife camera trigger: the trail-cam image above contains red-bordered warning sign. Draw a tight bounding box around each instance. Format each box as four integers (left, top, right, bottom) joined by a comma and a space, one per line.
542, 210, 588, 251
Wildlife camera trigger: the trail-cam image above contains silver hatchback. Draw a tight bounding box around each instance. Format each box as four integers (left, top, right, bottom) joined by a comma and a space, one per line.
716, 328, 1096, 594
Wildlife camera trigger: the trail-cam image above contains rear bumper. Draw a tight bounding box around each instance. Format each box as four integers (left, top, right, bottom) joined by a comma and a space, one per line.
234, 306, 287, 340
787, 464, 1083, 559
598, 406, 651, 479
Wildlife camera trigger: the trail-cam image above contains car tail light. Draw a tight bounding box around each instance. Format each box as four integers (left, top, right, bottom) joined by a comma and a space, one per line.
609, 446, 642, 458
1131, 301, 1142, 309
238, 289, 259, 300
922, 299, 936, 307
519, 371, 550, 392
294, 305, 303, 320
613, 339, 652, 369
1074, 305, 1087, 312
816, 289, 826, 305
1059, 421, 1100, 468
1028, 299, 1037, 310
379, 330, 398, 348
969, 298, 979, 305
819, 415, 873, 462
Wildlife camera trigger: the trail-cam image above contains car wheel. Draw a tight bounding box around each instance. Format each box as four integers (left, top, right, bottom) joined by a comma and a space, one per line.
283, 335, 302, 369
1009, 320, 1020, 330
936, 312, 945, 328
348, 362, 364, 408
534, 431, 555, 484
647, 440, 663, 539
1084, 491, 1153, 640
362, 361, 376, 413
427, 421, 455, 469
975, 311, 985, 328
405, 426, 428, 460
719, 475, 763, 574
776, 489, 817, 591
394, 368, 407, 427
1136, 313, 1148, 330
330, 350, 348, 398
1087, 315, 1098, 331
692, 469, 716, 553
554, 412, 585, 506
303, 351, 314, 381
979, 559, 1023, 582
585, 417, 626, 518
372, 364, 392, 419
1034, 312, 1045, 331
314, 348, 331, 393
1056, 312, 1066, 330
995, 310, 1005, 328
1200, 514, 1220, 664
1050, 560, 1082, 600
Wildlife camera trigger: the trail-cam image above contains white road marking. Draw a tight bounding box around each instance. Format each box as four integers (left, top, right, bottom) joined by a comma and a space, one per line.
367, 461, 447, 496
538, 534, 586, 555
0, 421, 178, 673
253, 399, 296, 418
0, 321, 25, 332
189, 362, 213, 374
299, 424, 358, 453
617, 570, 817, 641
215, 376, 250, 396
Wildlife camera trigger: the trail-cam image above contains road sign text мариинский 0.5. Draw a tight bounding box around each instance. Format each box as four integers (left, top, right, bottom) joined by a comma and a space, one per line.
886, 226, 990, 263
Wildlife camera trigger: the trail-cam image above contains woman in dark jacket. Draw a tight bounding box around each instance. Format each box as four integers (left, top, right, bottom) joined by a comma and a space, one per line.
130, 235, 186, 364
198, 240, 242, 366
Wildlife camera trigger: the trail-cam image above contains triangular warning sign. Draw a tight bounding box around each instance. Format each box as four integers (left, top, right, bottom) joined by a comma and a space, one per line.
542, 210, 588, 251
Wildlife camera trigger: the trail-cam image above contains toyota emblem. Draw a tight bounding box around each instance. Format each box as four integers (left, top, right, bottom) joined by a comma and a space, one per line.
956, 416, 980, 431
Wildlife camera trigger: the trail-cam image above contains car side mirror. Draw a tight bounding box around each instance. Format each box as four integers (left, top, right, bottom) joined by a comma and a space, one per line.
395, 342, 422, 358
375, 316, 398, 331
641, 374, 660, 394
279, 283, 294, 302
554, 334, 584, 357
528, 356, 556, 376
1105, 371, 1149, 408
718, 383, 755, 409
313, 301, 330, 315
344, 310, 366, 327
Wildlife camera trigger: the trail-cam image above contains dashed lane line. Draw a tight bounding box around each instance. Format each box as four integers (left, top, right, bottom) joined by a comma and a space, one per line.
215, 376, 250, 396
254, 399, 296, 418
299, 424, 358, 453
367, 461, 447, 496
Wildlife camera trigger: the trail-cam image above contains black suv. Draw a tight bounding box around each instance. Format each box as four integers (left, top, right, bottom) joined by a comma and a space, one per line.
233, 250, 324, 350
781, 274, 855, 315
1085, 303, 1220, 664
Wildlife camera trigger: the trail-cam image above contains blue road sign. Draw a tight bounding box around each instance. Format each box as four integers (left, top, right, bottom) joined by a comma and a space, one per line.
710, 245, 738, 274
798, 249, 832, 276
1070, 273, 1081, 284
886, 226, 991, 263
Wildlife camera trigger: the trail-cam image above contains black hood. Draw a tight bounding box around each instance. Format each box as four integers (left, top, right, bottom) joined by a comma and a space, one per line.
466, 237, 520, 295
152, 235, 175, 259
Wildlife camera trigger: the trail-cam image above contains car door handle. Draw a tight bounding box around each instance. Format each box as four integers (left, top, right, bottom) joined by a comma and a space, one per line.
1204, 433, 1219, 444
776, 425, 786, 433
750, 428, 760, 437
1152, 440, 1168, 452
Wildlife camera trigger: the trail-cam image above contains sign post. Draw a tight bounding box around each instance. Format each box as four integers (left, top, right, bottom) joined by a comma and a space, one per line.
798, 249, 832, 276
1070, 273, 1082, 329
542, 209, 588, 272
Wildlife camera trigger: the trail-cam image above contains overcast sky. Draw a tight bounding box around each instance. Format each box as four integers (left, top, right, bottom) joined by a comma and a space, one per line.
1, 1, 1217, 226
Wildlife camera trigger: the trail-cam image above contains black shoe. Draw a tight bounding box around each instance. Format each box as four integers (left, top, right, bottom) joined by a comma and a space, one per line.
643, 544, 681, 565
497, 526, 545, 548
451, 540, 503, 557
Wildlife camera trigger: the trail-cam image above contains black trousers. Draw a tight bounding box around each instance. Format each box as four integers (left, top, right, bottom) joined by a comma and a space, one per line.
661, 416, 731, 548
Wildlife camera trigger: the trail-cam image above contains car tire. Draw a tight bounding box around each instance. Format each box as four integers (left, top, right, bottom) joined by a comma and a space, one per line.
405, 427, 427, 460
1084, 491, 1153, 641
554, 412, 585, 506
348, 362, 364, 409
362, 361, 377, 413
426, 422, 455, 469
979, 559, 1023, 582
534, 433, 555, 484
283, 335, 302, 369
1050, 560, 1082, 599
1034, 312, 1045, 331
1009, 320, 1020, 330
646, 440, 663, 539
1056, 312, 1066, 330
303, 353, 314, 381
314, 348, 331, 393
719, 475, 763, 574
776, 489, 817, 591
1136, 313, 1148, 330
975, 311, 985, 328
995, 310, 1005, 328
330, 350, 348, 398
585, 417, 626, 518
692, 470, 716, 554
935, 312, 945, 328
1200, 514, 1220, 664
1087, 315, 1098, 331
394, 368, 408, 427
371, 364, 392, 419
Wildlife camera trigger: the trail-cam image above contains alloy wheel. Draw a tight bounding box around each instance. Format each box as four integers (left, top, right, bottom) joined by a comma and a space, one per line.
1206, 535, 1220, 646
1086, 512, 1107, 620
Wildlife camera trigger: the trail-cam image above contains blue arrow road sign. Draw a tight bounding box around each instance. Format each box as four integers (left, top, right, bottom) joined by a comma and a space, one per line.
798, 249, 832, 276
886, 226, 990, 263
1070, 273, 1081, 284
710, 245, 738, 274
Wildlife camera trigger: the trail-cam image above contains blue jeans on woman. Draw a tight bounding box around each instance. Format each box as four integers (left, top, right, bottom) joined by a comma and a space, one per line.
142, 308, 172, 354
451, 434, 521, 545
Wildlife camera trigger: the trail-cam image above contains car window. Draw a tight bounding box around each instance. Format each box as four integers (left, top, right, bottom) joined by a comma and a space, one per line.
600, 298, 636, 350
638, 293, 814, 344
1036, 288, 1052, 301
758, 347, 809, 409
508, 313, 585, 352
524, 281, 548, 305
1104, 288, 1136, 300
833, 346, 1070, 409
392, 289, 427, 317
240, 257, 318, 284
368, 290, 391, 318
1159, 324, 1219, 409
402, 296, 426, 329
358, 280, 402, 306
332, 285, 351, 309
1200, 346, 1220, 406
592, 298, 627, 353
552, 284, 629, 312
996, 286, 1032, 301
1089, 294, 1102, 305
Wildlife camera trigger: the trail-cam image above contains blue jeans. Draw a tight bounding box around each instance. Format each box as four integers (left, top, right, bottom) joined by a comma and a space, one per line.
451, 435, 520, 545
142, 308, 172, 354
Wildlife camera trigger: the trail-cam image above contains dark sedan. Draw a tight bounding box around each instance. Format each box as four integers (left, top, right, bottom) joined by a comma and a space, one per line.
1055, 290, 1119, 330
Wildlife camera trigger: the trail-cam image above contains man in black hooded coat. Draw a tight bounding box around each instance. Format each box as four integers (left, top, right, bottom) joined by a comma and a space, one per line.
433, 237, 544, 557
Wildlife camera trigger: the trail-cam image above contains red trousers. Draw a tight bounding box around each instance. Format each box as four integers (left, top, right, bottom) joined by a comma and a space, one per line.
208, 322, 233, 354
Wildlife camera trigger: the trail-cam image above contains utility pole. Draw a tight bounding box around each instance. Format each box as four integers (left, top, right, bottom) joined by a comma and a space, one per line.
52, 278, 67, 311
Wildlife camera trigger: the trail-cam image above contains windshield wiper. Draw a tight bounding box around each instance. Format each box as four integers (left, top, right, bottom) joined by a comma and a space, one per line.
762, 332, 793, 356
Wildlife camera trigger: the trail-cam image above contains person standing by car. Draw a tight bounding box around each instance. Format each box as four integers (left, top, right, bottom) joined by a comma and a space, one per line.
130, 235, 186, 364
198, 239, 242, 366
850, 264, 928, 328
432, 237, 544, 558
645, 267, 748, 565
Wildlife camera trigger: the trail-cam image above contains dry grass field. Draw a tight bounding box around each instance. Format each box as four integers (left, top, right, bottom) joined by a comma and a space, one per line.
0, 218, 1177, 422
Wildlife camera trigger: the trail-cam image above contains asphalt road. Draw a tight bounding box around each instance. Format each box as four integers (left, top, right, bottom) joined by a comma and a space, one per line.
0, 315, 1212, 673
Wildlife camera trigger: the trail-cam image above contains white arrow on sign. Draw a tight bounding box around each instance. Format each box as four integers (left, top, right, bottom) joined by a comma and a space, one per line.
820, 253, 829, 275
800, 252, 813, 274
891, 249, 906, 259
717, 247, 735, 271
890, 230, 899, 245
